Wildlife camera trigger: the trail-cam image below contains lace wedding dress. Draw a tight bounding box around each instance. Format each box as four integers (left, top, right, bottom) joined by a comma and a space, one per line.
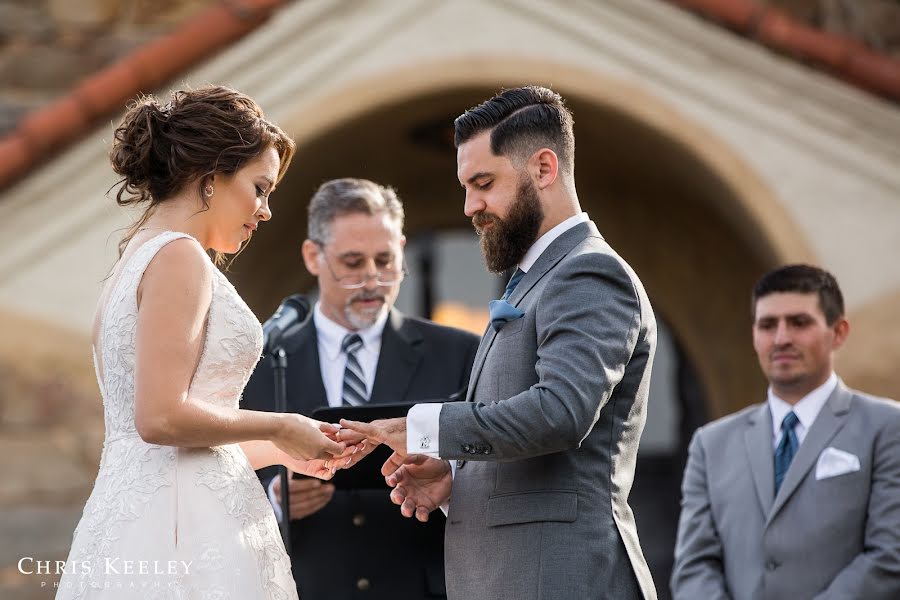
58, 231, 298, 600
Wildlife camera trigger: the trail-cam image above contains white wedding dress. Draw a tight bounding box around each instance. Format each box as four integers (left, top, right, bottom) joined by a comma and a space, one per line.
58, 231, 299, 600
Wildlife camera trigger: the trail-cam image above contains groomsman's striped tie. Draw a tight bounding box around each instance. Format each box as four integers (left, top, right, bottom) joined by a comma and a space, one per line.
341, 333, 368, 406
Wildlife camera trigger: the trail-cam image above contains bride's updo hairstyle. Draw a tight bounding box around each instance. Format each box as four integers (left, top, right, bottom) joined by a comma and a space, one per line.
109, 85, 296, 263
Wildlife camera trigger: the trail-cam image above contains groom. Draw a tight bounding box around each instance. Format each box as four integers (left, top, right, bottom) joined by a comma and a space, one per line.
344, 86, 658, 600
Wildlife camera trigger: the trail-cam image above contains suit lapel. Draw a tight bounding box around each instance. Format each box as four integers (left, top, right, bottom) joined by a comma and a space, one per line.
465, 221, 598, 403
282, 318, 328, 414
506, 221, 601, 309
369, 310, 423, 404
766, 383, 853, 526
464, 323, 493, 402
744, 404, 775, 516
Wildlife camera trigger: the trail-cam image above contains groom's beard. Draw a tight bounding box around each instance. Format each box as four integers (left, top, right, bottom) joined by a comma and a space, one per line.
473, 175, 544, 274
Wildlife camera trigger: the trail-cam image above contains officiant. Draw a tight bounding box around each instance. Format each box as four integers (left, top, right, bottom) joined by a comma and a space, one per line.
242, 178, 479, 599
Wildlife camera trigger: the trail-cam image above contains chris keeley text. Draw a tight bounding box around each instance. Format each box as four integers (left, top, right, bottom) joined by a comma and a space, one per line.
18, 557, 193, 576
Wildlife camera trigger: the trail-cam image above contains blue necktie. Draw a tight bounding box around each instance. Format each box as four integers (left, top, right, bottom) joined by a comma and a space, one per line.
774, 411, 799, 493
502, 268, 525, 301
341, 333, 368, 406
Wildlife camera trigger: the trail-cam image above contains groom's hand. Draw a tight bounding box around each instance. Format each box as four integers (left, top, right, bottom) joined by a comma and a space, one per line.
382, 453, 452, 522
339, 417, 408, 457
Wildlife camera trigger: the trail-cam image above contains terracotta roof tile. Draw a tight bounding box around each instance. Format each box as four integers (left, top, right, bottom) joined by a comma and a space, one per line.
669, 0, 900, 100
1, 0, 898, 192
0, 0, 287, 191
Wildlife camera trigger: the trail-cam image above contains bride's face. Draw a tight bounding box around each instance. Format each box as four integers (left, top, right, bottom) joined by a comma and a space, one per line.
206, 146, 281, 254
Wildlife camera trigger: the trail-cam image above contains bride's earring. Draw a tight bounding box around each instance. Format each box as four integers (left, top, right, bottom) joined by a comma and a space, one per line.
204, 184, 215, 197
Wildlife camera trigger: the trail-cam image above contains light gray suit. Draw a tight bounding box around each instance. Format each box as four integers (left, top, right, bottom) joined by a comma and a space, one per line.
439, 221, 658, 600
671, 383, 900, 600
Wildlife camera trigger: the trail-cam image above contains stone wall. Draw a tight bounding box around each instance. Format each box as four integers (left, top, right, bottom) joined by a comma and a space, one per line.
0, 0, 216, 137
0, 0, 897, 139
0, 309, 103, 599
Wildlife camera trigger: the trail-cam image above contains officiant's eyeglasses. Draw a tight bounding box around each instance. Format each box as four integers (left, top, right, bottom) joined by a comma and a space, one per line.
312, 240, 408, 289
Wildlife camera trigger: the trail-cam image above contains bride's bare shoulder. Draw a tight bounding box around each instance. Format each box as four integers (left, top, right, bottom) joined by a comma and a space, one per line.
139, 236, 213, 307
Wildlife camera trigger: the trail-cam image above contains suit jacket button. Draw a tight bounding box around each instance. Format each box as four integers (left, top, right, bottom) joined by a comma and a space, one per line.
765, 560, 779, 571
357, 577, 370, 591
461, 444, 472, 453
352, 514, 365, 527
482, 444, 492, 454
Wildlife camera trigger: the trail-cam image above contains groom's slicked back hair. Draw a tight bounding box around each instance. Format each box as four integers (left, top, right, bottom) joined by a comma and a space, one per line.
454, 85, 575, 174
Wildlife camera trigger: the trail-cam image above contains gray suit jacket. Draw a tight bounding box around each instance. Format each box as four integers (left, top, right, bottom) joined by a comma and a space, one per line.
671, 383, 900, 600
439, 221, 658, 600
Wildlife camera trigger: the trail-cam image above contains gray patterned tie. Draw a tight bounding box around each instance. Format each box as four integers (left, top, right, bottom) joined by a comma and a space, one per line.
502, 268, 526, 301
341, 333, 368, 406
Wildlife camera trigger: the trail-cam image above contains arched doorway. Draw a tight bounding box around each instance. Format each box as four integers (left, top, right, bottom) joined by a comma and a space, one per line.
237, 77, 812, 417
232, 78, 813, 595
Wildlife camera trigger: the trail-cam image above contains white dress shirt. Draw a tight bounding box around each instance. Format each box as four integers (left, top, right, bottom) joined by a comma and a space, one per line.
313, 302, 387, 408
767, 372, 838, 449
268, 302, 389, 521
406, 212, 592, 459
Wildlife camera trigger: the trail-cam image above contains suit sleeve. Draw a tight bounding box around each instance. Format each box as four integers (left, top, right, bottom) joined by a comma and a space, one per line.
670, 429, 732, 600
814, 406, 900, 600
438, 252, 641, 461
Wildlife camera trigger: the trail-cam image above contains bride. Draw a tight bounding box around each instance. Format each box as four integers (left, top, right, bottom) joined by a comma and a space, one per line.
57, 86, 363, 599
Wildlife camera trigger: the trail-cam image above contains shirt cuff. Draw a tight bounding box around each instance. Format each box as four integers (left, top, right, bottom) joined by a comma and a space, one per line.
407, 403, 443, 457
267, 476, 283, 523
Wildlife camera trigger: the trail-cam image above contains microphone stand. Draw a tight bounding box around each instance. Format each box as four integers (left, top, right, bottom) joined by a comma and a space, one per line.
261, 294, 310, 552
271, 345, 291, 552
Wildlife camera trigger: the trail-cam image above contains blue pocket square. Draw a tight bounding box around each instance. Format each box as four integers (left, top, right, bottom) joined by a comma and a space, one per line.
489, 299, 525, 332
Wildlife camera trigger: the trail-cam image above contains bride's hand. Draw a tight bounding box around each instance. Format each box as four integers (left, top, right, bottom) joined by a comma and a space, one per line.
271, 414, 345, 462
279, 427, 371, 480
319, 423, 378, 465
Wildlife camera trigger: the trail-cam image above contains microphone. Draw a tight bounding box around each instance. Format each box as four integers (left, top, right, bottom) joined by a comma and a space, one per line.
262, 294, 310, 351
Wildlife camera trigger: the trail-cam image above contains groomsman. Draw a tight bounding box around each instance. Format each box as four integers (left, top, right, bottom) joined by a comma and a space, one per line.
242, 178, 479, 599
671, 264, 900, 600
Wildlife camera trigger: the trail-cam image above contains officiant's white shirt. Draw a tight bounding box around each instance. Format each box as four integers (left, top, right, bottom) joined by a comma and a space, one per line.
314, 302, 387, 408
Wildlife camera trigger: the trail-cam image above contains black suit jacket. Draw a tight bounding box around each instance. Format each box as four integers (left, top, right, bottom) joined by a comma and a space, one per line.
242, 307, 479, 600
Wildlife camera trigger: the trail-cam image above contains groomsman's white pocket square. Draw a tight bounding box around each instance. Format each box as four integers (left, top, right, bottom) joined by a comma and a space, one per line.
815, 447, 860, 480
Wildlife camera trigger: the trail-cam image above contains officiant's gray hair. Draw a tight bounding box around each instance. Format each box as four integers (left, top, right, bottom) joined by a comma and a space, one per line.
307, 178, 405, 244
